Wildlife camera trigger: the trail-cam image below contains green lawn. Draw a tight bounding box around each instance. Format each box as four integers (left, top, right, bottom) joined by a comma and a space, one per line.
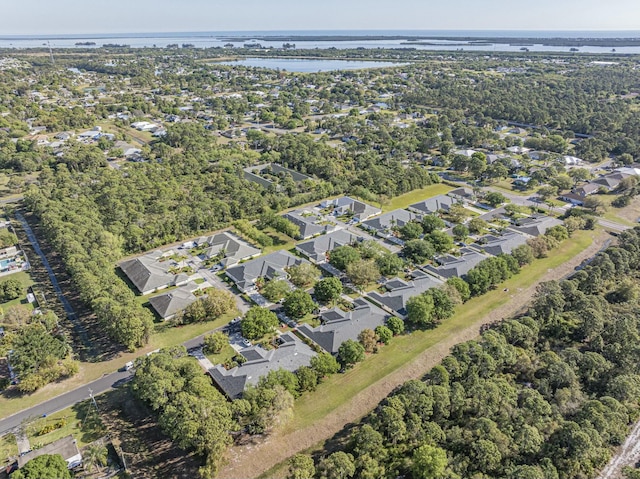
0, 433, 18, 468
25, 400, 106, 450
205, 344, 236, 367
0, 270, 35, 312
383, 184, 454, 212
282, 229, 594, 433
259, 228, 298, 255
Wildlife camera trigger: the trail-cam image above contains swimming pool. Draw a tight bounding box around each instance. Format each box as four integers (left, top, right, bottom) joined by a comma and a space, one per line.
0, 258, 15, 270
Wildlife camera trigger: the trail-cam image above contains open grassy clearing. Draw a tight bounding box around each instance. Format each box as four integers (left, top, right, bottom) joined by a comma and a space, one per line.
0, 310, 238, 419
383, 183, 454, 212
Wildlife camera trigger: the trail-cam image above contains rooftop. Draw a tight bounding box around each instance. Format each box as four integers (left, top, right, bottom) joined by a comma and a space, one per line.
209, 332, 316, 399
297, 298, 388, 354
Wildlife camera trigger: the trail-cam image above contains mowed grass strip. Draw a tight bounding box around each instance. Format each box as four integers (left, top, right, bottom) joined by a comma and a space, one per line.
383, 184, 454, 212
284, 229, 593, 432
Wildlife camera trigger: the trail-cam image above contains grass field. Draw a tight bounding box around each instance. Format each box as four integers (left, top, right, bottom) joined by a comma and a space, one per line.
383, 184, 454, 212
280, 229, 593, 433
0, 270, 35, 312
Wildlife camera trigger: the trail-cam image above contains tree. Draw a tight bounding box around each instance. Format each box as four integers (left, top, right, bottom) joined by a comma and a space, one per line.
241, 307, 279, 340
402, 239, 435, 264
552, 175, 574, 191
329, 246, 361, 271
468, 217, 488, 234
317, 452, 356, 479
287, 263, 320, 288
0, 229, 17, 248
398, 221, 423, 240
287, 454, 316, 479
12, 454, 71, 479
346, 260, 380, 289
412, 444, 448, 479
528, 236, 551, 259
446, 277, 471, 302
262, 279, 291, 302
406, 293, 435, 328
375, 325, 393, 345
295, 366, 318, 392
452, 224, 469, 242
376, 253, 404, 277
0, 278, 23, 301
310, 352, 340, 378
583, 196, 607, 215
204, 331, 228, 354
537, 185, 558, 201
314, 277, 343, 303
512, 244, 534, 266
428, 288, 456, 321
83, 443, 108, 472
427, 230, 454, 253
358, 328, 378, 353
386, 316, 405, 336
484, 191, 507, 207
283, 290, 316, 320
422, 215, 445, 233
180, 290, 236, 324
338, 340, 366, 368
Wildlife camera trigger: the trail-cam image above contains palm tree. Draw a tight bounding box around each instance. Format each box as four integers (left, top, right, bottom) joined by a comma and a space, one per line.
83, 443, 108, 473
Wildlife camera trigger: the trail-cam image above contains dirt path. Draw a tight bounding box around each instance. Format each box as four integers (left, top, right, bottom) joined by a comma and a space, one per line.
597, 417, 640, 479
218, 231, 610, 479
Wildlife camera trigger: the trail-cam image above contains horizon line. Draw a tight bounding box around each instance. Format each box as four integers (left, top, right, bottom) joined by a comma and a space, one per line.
2, 28, 640, 39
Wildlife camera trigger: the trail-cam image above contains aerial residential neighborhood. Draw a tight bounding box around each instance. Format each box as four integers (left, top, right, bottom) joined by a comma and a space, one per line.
0, 14, 640, 479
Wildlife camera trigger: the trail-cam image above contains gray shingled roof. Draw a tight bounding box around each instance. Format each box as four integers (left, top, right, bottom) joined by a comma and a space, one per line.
225, 250, 308, 292
197, 232, 261, 266
209, 332, 316, 399
297, 298, 388, 354
423, 250, 488, 279
331, 196, 381, 221
476, 232, 528, 256
361, 209, 419, 235
120, 251, 174, 294
296, 229, 361, 263
367, 271, 443, 318
148, 283, 199, 319
408, 195, 457, 215
282, 211, 328, 239
510, 216, 563, 237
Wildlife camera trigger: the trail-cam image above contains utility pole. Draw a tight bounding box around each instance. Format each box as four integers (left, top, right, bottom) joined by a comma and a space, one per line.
48, 41, 55, 65
88, 388, 98, 411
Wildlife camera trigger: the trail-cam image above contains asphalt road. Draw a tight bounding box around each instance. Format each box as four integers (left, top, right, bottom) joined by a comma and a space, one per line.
0, 369, 133, 435
0, 324, 227, 436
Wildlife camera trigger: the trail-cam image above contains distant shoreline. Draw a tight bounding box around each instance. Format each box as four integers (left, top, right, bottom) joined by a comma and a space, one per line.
221, 35, 640, 47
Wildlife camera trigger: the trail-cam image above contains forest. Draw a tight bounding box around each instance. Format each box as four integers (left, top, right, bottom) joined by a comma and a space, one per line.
287, 227, 640, 479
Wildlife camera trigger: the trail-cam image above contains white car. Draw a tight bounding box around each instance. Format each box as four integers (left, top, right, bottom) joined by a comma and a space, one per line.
242, 338, 252, 347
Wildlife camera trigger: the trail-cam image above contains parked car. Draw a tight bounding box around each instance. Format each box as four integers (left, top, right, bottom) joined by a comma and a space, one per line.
242, 338, 252, 347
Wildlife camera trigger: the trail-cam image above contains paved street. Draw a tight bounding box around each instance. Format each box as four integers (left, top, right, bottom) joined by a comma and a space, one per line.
0, 322, 232, 436
0, 369, 132, 435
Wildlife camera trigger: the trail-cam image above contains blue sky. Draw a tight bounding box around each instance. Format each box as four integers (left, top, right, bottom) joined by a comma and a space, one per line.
3, 0, 640, 35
